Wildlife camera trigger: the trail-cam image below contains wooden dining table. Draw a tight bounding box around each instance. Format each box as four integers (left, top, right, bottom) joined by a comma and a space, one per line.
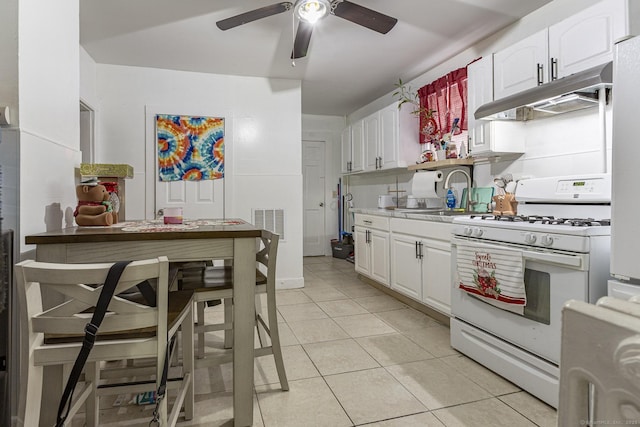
25, 219, 262, 426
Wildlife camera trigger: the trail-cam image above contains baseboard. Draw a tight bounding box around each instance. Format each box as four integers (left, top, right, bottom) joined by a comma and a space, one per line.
357, 275, 451, 326
276, 277, 304, 290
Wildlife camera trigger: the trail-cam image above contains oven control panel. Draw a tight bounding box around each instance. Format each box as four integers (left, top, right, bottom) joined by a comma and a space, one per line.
516, 173, 611, 203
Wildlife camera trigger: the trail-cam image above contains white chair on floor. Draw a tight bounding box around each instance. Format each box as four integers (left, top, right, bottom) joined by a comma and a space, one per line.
178, 230, 289, 391
558, 297, 640, 425
15, 256, 194, 427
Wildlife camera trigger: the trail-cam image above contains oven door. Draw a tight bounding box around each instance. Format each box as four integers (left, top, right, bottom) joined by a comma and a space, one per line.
451, 235, 589, 364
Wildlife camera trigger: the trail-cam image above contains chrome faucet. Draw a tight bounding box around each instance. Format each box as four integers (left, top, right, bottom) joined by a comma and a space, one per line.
443, 168, 472, 211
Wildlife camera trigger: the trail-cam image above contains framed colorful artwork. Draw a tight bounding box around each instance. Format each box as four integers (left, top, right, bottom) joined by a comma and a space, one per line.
156, 114, 224, 181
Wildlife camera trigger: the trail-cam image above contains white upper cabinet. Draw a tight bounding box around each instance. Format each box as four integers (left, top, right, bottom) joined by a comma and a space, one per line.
341, 121, 364, 174
493, 29, 549, 100
356, 103, 420, 173
468, 56, 494, 154
468, 55, 525, 157
548, 0, 627, 79
494, 0, 632, 101
340, 126, 352, 174
364, 113, 380, 171
379, 105, 400, 169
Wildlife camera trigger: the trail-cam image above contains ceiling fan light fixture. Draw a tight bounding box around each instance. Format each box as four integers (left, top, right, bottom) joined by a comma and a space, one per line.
295, 0, 330, 24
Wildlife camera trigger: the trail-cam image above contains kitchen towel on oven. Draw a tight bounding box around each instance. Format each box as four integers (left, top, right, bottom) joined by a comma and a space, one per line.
456, 242, 526, 315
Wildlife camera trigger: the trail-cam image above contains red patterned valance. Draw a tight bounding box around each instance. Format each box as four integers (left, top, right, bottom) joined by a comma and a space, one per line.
417, 67, 468, 144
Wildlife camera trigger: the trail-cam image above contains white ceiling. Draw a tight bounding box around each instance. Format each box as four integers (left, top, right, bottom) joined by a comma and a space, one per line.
80, 0, 551, 116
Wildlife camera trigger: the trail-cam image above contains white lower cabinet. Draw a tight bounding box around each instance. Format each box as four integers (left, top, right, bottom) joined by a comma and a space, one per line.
390, 234, 423, 299
390, 218, 453, 315
354, 214, 390, 286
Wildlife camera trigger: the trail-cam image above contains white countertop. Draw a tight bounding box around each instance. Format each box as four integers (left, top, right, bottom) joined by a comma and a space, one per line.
351, 208, 470, 223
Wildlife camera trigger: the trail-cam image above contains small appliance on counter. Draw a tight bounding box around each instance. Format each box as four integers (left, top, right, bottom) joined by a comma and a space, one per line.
377, 194, 395, 209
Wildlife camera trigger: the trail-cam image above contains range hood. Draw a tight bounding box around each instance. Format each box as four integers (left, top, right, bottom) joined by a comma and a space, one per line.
475, 61, 612, 121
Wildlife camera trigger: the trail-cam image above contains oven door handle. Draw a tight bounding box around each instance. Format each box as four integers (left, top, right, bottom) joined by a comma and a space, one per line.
522, 250, 582, 268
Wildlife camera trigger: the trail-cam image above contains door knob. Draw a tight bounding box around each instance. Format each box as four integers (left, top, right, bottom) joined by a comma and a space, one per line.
157, 209, 164, 216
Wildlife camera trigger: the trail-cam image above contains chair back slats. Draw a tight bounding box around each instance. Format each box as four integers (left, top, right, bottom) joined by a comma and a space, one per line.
259, 231, 279, 288
16, 257, 169, 340
33, 312, 158, 335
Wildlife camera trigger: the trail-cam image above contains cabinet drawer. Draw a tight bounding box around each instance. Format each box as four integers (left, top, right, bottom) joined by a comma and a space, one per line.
390, 218, 453, 241
355, 214, 390, 231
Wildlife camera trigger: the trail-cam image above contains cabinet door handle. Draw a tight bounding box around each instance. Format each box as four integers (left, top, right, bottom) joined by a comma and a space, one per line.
415, 241, 419, 259
537, 63, 544, 85
367, 230, 371, 243
419, 242, 424, 259
550, 57, 558, 81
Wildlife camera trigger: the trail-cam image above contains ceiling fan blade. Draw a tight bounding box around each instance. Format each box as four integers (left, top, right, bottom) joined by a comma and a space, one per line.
291, 21, 314, 59
216, 2, 293, 31
332, 1, 397, 34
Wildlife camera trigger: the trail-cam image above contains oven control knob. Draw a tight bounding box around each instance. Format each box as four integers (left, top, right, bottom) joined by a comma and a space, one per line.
472, 227, 483, 237
541, 234, 554, 246
524, 233, 537, 244
464, 226, 472, 236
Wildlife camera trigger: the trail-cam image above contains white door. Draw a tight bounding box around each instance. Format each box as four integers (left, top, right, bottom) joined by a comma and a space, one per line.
154, 114, 224, 219
302, 140, 326, 256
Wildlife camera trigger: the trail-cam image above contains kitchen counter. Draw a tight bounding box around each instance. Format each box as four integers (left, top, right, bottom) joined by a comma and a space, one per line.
351, 208, 471, 223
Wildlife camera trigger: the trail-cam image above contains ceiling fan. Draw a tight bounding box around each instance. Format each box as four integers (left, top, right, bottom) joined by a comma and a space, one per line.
216, 0, 398, 59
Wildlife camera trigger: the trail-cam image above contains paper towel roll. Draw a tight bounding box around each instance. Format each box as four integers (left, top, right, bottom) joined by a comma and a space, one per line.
411, 171, 443, 199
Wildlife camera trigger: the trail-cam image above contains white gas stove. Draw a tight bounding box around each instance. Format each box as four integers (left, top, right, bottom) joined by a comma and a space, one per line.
453, 173, 611, 252
450, 173, 611, 408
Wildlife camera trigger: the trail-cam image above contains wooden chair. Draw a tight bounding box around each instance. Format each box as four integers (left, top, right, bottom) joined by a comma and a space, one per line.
178, 231, 289, 391
15, 256, 194, 427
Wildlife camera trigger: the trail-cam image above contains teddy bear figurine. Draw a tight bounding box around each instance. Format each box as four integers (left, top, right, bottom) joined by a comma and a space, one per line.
74, 183, 117, 226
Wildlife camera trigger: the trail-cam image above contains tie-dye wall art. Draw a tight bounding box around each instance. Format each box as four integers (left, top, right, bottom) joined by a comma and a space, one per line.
156, 114, 224, 181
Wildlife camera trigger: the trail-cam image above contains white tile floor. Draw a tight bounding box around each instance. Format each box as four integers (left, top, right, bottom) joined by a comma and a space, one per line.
92, 256, 558, 426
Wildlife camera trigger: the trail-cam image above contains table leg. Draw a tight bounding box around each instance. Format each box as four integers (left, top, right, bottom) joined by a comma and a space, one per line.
233, 237, 255, 426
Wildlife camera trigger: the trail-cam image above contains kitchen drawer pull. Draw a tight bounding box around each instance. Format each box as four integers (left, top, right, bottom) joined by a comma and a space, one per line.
363, 220, 372, 224
537, 63, 544, 85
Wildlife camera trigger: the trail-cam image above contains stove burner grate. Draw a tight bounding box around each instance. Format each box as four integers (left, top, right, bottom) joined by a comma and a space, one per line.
469, 214, 611, 226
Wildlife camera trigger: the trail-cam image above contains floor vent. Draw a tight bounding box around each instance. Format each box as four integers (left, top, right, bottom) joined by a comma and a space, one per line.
253, 209, 285, 241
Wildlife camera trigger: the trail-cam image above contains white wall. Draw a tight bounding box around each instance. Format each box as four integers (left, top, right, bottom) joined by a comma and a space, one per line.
93, 64, 304, 288
17, 0, 80, 253
302, 114, 344, 254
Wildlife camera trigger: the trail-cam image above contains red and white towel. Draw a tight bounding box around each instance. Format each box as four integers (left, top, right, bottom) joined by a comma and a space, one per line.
456, 242, 526, 315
